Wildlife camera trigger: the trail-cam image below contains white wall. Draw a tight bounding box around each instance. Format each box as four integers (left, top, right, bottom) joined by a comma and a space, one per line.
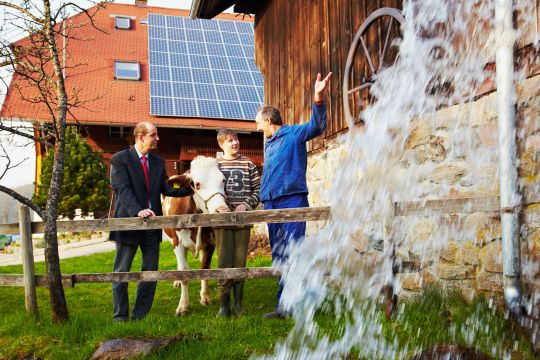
0, 120, 37, 224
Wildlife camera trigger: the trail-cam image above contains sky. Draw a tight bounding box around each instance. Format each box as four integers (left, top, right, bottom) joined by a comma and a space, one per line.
0, 0, 227, 190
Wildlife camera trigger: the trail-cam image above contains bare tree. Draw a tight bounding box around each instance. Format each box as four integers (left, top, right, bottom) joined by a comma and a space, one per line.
0, 0, 110, 323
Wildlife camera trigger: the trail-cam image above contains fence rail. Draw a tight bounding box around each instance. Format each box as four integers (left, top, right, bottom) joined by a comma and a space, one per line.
3, 195, 538, 236
1, 194, 539, 316
0, 267, 282, 288
0, 207, 331, 236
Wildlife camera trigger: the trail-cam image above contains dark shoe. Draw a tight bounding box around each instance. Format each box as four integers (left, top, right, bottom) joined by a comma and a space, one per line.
113, 316, 129, 322
262, 309, 289, 319
130, 314, 146, 321
217, 294, 231, 317
233, 282, 245, 316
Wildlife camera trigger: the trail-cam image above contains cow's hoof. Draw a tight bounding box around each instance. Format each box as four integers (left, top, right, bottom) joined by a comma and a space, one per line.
173, 281, 182, 288
200, 298, 212, 306
175, 309, 189, 317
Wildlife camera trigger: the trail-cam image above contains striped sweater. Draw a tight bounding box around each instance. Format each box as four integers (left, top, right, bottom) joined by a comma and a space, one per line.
217, 154, 260, 210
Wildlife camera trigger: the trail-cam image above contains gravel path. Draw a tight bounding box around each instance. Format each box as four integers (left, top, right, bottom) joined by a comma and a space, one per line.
0, 236, 115, 266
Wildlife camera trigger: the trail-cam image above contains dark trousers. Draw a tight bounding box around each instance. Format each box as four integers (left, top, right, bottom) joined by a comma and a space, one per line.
112, 231, 160, 321
215, 227, 250, 297
263, 194, 308, 309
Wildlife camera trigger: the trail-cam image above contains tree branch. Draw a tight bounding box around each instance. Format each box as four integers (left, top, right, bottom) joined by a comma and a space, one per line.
0, 1, 43, 25
0, 184, 44, 218
0, 123, 52, 146
0, 143, 27, 180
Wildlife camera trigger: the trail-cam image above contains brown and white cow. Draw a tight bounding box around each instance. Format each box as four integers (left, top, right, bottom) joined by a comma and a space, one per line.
162, 156, 229, 316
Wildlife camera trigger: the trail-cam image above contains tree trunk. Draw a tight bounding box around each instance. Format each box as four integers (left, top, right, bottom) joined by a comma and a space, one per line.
42, 0, 70, 323
43, 214, 68, 323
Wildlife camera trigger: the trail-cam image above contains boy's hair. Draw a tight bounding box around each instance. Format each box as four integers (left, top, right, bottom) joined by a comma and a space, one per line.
217, 128, 238, 145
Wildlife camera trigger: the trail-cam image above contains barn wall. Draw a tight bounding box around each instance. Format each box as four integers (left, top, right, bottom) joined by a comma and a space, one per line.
253, 0, 539, 151
254, 0, 402, 151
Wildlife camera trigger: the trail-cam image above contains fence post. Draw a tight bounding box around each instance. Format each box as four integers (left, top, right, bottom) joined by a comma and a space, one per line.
18, 205, 38, 316
382, 201, 397, 319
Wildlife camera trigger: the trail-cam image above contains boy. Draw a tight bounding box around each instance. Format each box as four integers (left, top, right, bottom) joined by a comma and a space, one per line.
215, 128, 260, 316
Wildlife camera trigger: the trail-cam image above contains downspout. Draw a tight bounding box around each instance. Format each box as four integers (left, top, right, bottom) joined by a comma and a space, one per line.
190, 0, 202, 19
495, 0, 522, 316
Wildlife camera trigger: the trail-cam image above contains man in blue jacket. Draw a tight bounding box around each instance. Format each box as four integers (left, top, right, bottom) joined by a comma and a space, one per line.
255, 72, 332, 319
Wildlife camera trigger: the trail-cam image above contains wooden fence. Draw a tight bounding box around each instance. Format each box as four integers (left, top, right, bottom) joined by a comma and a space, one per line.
0, 194, 536, 315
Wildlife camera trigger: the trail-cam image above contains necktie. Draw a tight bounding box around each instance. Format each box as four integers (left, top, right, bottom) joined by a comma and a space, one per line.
141, 155, 150, 206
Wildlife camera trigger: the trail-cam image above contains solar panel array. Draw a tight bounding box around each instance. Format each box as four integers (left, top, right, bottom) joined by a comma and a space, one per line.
148, 14, 264, 120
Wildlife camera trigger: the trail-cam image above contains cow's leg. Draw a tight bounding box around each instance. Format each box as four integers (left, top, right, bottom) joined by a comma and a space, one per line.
194, 226, 202, 259
199, 240, 215, 306
173, 229, 193, 316
172, 229, 194, 288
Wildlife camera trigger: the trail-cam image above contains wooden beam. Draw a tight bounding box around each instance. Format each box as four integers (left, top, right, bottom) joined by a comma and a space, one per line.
0, 267, 282, 287
1, 195, 539, 235
0, 207, 331, 235
394, 196, 501, 216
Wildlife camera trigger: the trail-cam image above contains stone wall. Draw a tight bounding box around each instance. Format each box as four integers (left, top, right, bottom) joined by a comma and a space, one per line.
305, 74, 540, 305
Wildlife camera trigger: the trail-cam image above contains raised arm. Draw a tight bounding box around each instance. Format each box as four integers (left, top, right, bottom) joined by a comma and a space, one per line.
314, 72, 332, 103
296, 72, 333, 142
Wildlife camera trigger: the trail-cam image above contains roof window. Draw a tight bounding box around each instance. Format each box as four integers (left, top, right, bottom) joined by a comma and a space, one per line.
114, 61, 140, 80
115, 16, 131, 29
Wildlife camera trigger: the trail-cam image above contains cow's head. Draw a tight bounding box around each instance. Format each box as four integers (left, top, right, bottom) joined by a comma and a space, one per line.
169, 156, 229, 214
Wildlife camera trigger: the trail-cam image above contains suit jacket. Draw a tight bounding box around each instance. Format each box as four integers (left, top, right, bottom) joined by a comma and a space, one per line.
108, 147, 191, 245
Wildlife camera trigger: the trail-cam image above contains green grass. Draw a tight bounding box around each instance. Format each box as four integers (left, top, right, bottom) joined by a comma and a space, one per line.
0, 243, 537, 359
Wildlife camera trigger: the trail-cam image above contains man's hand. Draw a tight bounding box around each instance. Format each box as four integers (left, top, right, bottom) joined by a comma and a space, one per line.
314, 72, 333, 102
235, 204, 248, 212
138, 208, 156, 217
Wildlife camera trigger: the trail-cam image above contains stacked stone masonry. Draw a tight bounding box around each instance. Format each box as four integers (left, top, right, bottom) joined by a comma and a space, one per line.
305, 75, 540, 306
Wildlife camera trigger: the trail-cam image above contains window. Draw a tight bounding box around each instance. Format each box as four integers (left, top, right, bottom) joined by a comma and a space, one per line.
109, 126, 130, 139
115, 16, 131, 29
140, 17, 148, 25
114, 61, 140, 80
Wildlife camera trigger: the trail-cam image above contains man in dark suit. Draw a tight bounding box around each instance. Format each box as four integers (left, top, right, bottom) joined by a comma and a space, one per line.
109, 121, 191, 322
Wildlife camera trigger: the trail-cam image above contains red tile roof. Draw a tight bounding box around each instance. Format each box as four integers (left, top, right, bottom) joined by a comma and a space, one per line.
0, 3, 257, 131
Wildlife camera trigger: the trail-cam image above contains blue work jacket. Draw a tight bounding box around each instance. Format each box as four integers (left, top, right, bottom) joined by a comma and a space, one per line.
260, 103, 327, 202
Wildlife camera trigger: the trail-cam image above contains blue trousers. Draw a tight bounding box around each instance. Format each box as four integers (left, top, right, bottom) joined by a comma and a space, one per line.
263, 194, 308, 308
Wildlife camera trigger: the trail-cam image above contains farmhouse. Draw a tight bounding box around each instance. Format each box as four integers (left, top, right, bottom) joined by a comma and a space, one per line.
0, 2, 264, 188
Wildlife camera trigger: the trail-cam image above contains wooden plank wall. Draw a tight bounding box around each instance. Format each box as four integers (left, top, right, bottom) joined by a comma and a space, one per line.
254, 0, 402, 151
253, 0, 539, 152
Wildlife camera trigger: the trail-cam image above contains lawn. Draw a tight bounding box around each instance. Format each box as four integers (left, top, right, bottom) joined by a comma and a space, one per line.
0, 241, 537, 359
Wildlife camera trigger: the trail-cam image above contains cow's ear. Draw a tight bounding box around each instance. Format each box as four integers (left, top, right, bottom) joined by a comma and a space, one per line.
167, 174, 191, 188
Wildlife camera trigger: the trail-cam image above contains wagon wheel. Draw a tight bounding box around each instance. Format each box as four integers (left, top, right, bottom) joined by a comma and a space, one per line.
343, 8, 404, 128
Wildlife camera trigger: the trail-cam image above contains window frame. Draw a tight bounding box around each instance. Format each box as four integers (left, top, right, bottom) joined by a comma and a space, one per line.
109, 126, 130, 139
114, 61, 140, 81
115, 16, 131, 30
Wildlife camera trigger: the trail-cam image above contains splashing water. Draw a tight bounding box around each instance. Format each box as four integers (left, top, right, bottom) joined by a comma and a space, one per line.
255, 0, 538, 359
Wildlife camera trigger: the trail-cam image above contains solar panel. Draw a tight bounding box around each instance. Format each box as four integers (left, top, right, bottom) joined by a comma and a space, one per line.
148, 14, 264, 120
172, 82, 195, 98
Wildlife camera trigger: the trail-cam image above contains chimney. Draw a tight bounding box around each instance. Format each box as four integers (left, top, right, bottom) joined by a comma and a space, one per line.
135, 0, 147, 7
